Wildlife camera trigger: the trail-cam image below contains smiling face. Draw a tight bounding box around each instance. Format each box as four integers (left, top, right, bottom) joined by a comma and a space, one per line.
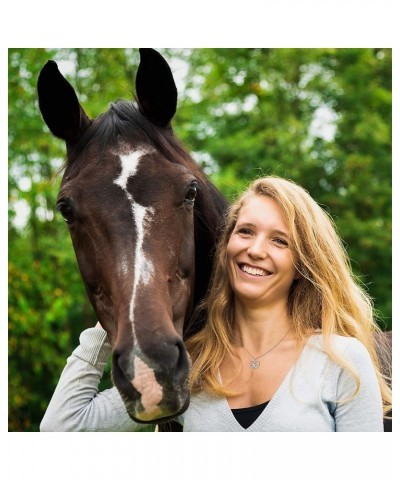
226, 194, 298, 310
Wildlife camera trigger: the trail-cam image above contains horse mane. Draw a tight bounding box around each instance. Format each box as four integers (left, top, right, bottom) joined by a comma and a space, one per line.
69, 100, 228, 338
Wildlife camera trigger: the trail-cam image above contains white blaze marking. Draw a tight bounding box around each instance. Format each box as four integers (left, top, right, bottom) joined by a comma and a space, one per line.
114, 150, 165, 415
131, 356, 163, 418
113, 150, 155, 337
120, 258, 129, 276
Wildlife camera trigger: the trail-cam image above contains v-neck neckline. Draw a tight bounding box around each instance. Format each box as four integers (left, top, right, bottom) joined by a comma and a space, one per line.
217, 337, 309, 431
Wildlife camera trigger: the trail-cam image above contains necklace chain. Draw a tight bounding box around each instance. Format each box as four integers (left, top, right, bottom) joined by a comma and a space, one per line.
243, 328, 291, 369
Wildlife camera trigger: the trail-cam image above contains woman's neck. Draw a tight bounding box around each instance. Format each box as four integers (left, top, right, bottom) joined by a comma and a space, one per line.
233, 299, 294, 352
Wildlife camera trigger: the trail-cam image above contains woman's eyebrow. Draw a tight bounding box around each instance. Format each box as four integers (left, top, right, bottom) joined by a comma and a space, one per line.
271, 229, 289, 238
236, 222, 256, 228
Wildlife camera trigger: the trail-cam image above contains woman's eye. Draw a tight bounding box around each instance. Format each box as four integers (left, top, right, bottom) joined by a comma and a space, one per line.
273, 237, 288, 247
57, 201, 74, 224
237, 228, 253, 236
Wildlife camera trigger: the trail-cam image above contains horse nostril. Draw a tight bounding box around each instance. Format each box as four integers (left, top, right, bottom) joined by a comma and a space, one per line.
156, 336, 188, 373
113, 350, 134, 381
175, 338, 188, 371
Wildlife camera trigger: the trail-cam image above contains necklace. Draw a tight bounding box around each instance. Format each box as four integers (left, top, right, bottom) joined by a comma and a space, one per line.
243, 328, 291, 369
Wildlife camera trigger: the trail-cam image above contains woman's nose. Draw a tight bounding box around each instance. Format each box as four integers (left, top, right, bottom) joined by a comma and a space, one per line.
247, 237, 267, 259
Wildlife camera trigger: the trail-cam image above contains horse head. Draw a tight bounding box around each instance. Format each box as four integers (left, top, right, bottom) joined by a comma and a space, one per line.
37, 49, 226, 423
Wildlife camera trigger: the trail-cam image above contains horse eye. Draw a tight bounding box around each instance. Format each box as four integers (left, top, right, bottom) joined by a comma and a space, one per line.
184, 181, 197, 207
57, 200, 74, 224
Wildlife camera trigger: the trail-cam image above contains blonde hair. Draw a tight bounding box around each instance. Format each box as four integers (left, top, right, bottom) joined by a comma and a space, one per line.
186, 176, 391, 417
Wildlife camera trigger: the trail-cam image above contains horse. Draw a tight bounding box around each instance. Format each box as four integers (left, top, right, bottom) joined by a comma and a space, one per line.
37, 48, 228, 424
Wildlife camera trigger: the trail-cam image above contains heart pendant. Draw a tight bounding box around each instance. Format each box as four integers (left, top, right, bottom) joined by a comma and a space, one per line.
250, 360, 260, 369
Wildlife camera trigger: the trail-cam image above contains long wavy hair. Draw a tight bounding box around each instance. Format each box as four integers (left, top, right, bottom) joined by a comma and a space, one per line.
186, 176, 391, 416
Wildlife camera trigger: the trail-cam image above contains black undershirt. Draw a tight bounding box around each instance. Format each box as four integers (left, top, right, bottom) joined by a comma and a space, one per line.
231, 400, 270, 429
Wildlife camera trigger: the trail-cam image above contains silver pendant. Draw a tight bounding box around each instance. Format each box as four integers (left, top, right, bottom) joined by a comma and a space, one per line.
250, 359, 260, 369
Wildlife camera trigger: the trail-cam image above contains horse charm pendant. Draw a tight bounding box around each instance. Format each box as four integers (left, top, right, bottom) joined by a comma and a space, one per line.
250, 359, 260, 369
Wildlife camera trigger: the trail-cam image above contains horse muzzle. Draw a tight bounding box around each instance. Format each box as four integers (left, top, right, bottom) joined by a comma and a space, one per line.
111, 337, 191, 423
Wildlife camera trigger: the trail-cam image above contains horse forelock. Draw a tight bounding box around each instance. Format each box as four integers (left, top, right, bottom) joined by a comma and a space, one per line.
68, 101, 191, 168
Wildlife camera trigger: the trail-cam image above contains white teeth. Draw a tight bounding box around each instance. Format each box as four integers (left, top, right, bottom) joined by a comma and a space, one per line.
240, 264, 269, 276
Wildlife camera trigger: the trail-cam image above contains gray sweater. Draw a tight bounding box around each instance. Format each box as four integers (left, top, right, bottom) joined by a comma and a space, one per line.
40, 328, 384, 432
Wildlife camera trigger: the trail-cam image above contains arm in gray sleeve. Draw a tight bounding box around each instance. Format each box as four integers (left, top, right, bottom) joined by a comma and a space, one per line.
334, 339, 384, 432
40, 328, 144, 432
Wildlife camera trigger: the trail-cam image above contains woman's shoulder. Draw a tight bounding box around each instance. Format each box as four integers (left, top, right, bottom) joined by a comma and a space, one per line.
306, 333, 371, 364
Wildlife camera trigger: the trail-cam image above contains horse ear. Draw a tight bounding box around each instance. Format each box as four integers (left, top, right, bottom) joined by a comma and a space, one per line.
136, 48, 177, 127
37, 60, 91, 144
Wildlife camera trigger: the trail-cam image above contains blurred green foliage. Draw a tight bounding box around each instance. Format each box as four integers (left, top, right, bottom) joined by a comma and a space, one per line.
8, 48, 391, 431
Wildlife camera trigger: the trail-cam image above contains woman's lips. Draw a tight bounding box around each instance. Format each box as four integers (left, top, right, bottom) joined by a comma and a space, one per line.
238, 263, 272, 277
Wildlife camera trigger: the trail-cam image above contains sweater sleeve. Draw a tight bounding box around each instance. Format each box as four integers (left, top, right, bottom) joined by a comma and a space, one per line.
333, 338, 384, 432
40, 328, 145, 432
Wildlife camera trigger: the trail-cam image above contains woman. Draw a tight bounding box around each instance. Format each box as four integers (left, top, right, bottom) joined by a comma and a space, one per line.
40, 176, 391, 431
